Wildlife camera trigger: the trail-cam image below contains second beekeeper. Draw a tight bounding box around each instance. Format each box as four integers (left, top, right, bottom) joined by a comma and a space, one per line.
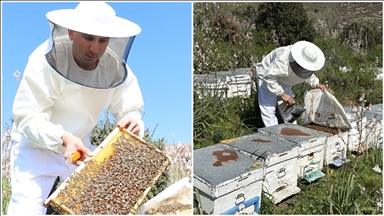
256, 40, 327, 127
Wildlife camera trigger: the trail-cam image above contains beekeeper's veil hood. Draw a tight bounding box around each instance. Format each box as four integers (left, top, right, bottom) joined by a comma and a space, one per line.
45, 2, 141, 87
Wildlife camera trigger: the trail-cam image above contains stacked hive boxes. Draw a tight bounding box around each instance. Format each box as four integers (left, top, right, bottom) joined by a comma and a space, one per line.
258, 123, 328, 182
302, 124, 349, 167
193, 144, 264, 215
364, 104, 383, 149
193, 105, 382, 214
322, 130, 349, 167
223, 133, 301, 204
343, 106, 369, 152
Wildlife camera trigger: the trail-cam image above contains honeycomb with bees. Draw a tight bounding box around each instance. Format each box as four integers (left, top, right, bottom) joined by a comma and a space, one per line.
43, 127, 171, 215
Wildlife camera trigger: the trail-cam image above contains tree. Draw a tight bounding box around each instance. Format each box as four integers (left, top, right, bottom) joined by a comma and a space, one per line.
255, 2, 316, 46
339, 22, 383, 53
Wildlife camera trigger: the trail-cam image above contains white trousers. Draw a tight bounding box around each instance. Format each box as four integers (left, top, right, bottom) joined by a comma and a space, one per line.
258, 78, 294, 127
7, 140, 96, 215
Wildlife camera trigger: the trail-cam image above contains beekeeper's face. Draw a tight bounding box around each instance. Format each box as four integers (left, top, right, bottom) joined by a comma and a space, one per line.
68, 29, 110, 70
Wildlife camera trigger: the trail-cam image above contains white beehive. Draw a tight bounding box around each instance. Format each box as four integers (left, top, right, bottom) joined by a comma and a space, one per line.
258, 123, 327, 182
323, 131, 349, 167
364, 105, 383, 149
302, 124, 349, 167
343, 106, 369, 152
348, 117, 368, 151
193, 144, 264, 215
193, 68, 254, 99
222, 132, 301, 204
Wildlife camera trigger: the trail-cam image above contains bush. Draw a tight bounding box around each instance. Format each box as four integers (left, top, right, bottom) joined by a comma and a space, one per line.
255, 2, 316, 46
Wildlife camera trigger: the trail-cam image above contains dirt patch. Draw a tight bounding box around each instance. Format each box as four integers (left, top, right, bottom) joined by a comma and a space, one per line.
251, 138, 271, 143
302, 123, 340, 135
212, 149, 238, 166
280, 128, 311, 136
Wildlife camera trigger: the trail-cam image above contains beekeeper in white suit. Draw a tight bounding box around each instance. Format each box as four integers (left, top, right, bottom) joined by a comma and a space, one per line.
256, 41, 327, 127
8, 2, 144, 214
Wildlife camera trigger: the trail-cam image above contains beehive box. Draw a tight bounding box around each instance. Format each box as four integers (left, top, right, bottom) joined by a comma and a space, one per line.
43, 127, 171, 215
193, 144, 264, 215
348, 117, 368, 152
364, 105, 383, 148
343, 106, 369, 152
303, 124, 349, 167
221, 133, 301, 204
258, 123, 327, 181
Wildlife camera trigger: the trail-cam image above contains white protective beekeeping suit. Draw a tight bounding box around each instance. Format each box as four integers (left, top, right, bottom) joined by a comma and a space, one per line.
8, 2, 144, 215
256, 41, 324, 127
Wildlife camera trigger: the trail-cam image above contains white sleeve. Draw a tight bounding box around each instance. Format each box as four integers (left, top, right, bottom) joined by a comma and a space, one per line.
261, 58, 288, 96
305, 74, 320, 88
108, 65, 145, 138
12, 52, 67, 153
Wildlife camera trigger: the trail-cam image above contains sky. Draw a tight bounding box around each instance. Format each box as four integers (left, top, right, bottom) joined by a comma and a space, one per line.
1, 1, 192, 145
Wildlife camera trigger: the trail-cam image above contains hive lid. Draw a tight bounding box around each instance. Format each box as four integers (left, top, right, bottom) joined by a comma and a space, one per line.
365, 110, 383, 122
344, 104, 383, 117
193, 143, 263, 194
303, 89, 351, 129
370, 104, 383, 114
258, 123, 327, 145
221, 132, 299, 158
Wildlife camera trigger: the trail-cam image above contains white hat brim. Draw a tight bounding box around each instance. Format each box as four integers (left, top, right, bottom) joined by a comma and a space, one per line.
291, 41, 325, 71
46, 8, 141, 38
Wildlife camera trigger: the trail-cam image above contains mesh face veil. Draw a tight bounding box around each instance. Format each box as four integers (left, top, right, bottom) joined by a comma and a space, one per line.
288, 51, 315, 78
289, 60, 315, 78
45, 21, 137, 88
43, 2, 141, 89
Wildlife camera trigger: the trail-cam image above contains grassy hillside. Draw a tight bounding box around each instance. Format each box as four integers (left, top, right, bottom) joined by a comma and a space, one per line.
304, 2, 382, 27
193, 1, 382, 105
210, 2, 383, 28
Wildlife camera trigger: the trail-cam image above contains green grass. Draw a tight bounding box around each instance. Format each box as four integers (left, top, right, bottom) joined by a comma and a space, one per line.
2, 176, 11, 214
260, 147, 383, 214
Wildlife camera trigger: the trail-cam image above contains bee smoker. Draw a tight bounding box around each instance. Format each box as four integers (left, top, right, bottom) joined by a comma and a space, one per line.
278, 101, 306, 123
